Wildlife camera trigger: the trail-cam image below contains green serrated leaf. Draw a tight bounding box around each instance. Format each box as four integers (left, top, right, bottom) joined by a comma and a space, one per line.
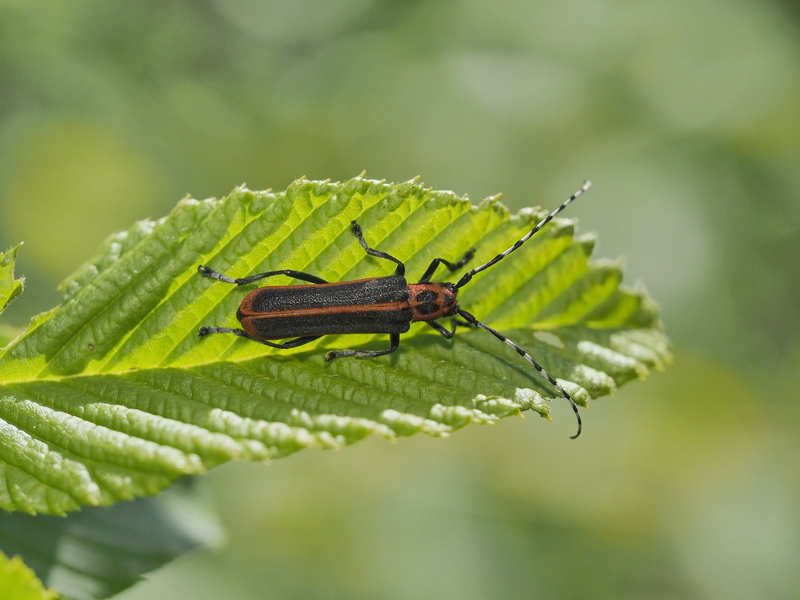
0, 244, 25, 317
0, 176, 672, 514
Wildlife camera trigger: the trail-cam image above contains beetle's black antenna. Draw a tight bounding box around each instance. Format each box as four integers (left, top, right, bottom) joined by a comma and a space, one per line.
456, 308, 582, 439
455, 181, 592, 289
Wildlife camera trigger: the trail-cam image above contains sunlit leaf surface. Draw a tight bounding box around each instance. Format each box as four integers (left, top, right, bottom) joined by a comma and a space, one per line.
0, 176, 671, 514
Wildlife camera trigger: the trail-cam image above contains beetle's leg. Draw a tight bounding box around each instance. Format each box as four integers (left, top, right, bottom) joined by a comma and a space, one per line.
199, 326, 321, 348
324, 333, 400, 361
350, 221, 405, 277
417, 248, 476, 283
427, 317, 474, 339
198, 266, 328, 285
426, 321, 454, 339
452, 317, 474, 329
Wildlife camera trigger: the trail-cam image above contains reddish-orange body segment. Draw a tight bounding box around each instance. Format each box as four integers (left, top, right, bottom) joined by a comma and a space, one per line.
407, 282, 458, 322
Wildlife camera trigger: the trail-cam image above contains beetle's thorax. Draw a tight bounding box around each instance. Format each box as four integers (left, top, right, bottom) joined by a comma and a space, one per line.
408, 282, 458, 322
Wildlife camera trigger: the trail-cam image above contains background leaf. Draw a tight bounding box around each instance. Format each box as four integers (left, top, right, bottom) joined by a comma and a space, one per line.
0, 479, 222, 600
0, 176, 670, 515
0, 245, 24, 317
0, 553, 56, 600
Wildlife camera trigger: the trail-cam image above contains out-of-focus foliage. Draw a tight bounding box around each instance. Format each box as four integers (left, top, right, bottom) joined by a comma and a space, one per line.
0, 479, 223, 600
0, 554, 56, 600
0, 0, 797, 599
0, 245, 24, 315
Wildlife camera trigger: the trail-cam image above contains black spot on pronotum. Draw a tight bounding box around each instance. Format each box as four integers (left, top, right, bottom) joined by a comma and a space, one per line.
415, 290, 438, 303
416, 302, 440, 315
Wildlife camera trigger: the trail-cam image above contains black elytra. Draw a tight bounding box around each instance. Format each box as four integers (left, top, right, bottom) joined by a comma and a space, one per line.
198, 181, 592, 438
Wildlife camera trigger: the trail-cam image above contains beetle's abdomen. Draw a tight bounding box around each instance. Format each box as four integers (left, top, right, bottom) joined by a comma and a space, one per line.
237, 276, 412, 339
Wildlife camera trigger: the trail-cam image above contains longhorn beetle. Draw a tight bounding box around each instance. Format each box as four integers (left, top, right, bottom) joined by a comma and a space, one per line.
198, 181, 592, 438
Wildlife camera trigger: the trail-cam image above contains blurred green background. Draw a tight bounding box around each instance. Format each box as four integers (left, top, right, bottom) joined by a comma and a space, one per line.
1, 1, 798, 598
